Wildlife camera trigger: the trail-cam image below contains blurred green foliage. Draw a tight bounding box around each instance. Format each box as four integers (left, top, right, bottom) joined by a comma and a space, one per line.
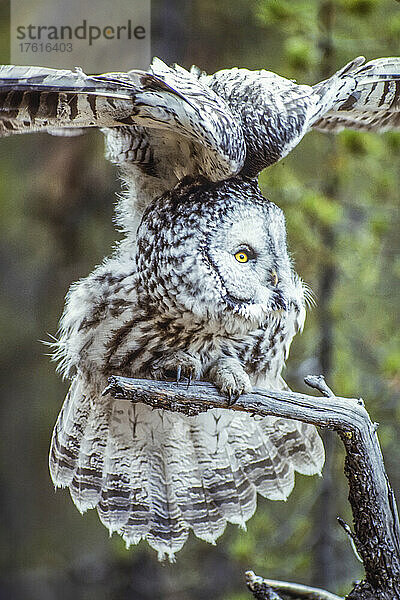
0, 1, 399, 599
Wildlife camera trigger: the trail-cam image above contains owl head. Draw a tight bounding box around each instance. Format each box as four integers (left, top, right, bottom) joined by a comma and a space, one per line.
136, 177, 304, 330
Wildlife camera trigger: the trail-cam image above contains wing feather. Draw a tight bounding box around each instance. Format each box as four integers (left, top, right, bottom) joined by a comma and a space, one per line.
312, 57, 400, 133
203, 56, 400, 175
0, 62, 245, 181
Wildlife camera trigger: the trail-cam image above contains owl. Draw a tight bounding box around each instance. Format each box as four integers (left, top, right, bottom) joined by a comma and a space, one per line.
0, 55, 398, 559
50, 176, 324, 560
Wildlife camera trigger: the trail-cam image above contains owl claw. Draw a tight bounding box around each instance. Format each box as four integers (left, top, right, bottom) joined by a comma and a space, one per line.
226, 388, 234, 406
233, 391, 241, 403
207, 358, 252, 405
149, 351, 201, 385
226, 389, 241, 406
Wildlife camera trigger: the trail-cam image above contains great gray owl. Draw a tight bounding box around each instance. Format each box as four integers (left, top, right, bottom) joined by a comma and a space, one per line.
0, 55, 399, 559
50, 176, 324, 560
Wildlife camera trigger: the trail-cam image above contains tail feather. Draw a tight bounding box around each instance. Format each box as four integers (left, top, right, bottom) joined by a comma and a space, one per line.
231, 417, 295, 502
49, 377, 90, 487
116, 405, 189, 559
174, 421, 232, 543
119, 404, 152, 545
135, 408, 190, 560
227, 412, 302, 501
69, 392, 112, 512
96, 400, 139, 532
156, 414, 228, 543
50, 376, 324, 560
145, 440, 189, 561
220, 436, 257, 527
184, 431, 231, 543
265, 419, 325, 476
190, 411, 257, 530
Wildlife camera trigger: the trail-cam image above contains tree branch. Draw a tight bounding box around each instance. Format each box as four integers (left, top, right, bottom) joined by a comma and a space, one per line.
245, 571, 343, 600
104, 375, 400, 600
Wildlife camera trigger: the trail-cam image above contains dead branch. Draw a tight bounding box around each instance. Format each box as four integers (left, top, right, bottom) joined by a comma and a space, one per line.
245, 571, 343, 599
104, 375, 400, 600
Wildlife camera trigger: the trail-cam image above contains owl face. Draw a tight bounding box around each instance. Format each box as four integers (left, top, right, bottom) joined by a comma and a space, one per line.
205, 204, 290, 314
137, 177, 304, 328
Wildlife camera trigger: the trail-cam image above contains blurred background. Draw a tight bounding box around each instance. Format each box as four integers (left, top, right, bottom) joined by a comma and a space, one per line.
0, 0, 399, 598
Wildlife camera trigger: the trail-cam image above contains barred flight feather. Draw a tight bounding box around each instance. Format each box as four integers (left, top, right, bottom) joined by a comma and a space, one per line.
1, 56, 399, 221
49, 381, 324, 560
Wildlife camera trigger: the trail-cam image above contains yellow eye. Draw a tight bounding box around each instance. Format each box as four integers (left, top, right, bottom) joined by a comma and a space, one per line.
234, 251, 248, 263
271, 270, 279, 286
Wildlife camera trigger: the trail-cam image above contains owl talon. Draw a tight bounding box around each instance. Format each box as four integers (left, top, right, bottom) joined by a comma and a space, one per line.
226, 388, 235, 406
226, 389, 241, 406
149, 351, 201, 385
207, 358, 252, 404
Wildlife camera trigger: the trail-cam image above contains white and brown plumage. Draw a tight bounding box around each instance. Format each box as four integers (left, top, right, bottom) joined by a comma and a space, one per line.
0, 56, 399, 559
0, 55, 399, 230
50, 177, 324, 559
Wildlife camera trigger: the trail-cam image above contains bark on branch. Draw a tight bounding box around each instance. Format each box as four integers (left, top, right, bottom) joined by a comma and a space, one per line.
103, 375, 400, 600
245, 570, 343, 600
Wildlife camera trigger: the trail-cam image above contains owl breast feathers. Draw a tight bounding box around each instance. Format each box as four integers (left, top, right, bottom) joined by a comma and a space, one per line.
49, 177, 324, 560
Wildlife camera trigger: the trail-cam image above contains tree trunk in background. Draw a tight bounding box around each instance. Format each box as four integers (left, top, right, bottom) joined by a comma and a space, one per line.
312, 0, 340, 589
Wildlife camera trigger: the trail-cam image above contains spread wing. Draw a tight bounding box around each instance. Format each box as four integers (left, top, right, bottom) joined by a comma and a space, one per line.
202, 56, 400, 177
312, 57, 400, 133
0, 59, 246, 232
1, 55, 399, 212
0, 60, 245, 183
